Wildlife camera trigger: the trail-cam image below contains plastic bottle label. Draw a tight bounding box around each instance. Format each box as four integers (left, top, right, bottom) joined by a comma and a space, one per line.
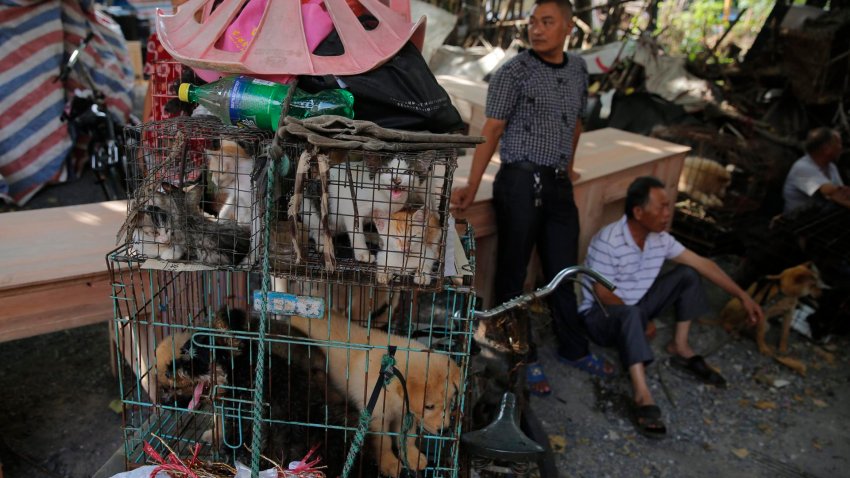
228, 76, 285, 130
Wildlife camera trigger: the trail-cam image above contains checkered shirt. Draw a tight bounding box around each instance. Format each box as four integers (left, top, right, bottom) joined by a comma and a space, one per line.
486, 50, 588, 169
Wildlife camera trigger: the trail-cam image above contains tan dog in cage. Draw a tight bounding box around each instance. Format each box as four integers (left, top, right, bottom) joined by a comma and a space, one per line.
288, 311, 462, 477
716, 262, 822, 356
678, 157, 733, 208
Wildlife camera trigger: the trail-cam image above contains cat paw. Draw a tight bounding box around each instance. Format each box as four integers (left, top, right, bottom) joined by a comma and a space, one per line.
376, 271, 391, 284
355, 250, 375, 263
413, 273, 432, 285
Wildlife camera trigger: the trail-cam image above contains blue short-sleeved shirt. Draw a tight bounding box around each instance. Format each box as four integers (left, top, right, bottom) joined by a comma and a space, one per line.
486, 49, 588, 169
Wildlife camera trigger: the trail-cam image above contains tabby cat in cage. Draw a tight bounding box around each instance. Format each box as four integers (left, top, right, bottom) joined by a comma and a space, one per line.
123, 182, 251, 265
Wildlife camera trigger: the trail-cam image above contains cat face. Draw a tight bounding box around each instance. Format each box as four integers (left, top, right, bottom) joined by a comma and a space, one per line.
206, 140, 251, 189
366, 155, 430, 208
375, 208, 439, 256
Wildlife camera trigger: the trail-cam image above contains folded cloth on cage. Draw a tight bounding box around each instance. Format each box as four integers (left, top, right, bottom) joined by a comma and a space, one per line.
279, 115, 484, 152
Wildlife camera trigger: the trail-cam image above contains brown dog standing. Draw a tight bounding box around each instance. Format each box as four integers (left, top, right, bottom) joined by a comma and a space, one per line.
718, 262, 822, 356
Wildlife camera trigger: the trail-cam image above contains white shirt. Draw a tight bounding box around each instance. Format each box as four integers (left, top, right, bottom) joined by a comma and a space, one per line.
580, 215, 685, 312
782, 154, 844, 214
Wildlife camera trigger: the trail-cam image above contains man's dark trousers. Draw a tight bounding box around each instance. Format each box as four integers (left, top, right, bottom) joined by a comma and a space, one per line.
492, 162, 583, 362
580, 265, 710, 367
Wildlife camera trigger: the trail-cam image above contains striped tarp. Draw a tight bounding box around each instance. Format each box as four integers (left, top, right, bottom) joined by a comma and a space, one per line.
0, 0, 133, 205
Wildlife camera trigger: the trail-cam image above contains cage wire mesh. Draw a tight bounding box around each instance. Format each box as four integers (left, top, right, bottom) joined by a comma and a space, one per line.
652, 125, 787, 256
271, 146, 458, 292
108, 219, 476, 477
122, 117, 272, 268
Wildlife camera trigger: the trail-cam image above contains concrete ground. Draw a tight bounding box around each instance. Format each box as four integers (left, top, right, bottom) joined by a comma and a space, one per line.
530, 265, 850, 478
1, 177, 847, 477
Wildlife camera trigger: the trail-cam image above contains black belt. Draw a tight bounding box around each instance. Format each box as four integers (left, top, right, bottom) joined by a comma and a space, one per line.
502, 161, 569, 179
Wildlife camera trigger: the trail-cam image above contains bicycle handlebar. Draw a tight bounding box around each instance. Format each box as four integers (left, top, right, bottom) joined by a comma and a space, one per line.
474, 265, 616, 319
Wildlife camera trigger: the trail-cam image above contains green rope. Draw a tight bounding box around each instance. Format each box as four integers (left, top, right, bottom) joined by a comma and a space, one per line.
340, 409, 372, 478
398, 411, 416, 471
248, 153, 277, 477
381, 354, 396, 386
340, 352, 403, 478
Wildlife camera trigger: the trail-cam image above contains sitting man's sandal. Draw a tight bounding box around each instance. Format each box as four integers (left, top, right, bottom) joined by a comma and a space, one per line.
633, 404, 667, 439
669, 354, 727, 388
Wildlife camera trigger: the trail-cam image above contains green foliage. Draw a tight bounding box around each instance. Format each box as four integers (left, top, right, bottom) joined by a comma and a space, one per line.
655, 0, 774, 62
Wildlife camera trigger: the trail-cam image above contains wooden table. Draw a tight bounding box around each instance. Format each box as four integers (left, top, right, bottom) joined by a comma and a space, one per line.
0, 201, 127, 342
452, 128, 690, 307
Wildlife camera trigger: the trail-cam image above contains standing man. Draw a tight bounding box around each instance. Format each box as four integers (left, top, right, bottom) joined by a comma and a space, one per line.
452, 0, 613, 396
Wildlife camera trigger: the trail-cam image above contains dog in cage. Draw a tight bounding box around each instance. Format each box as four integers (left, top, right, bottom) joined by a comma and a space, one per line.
154, 306, 379, 476
678, 156, 734, 208
288, 310, 462, 478
298, 151, 440, 268
121, 182, 251, 265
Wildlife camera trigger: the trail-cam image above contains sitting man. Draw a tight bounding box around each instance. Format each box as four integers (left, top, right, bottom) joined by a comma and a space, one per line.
782, 127, 849, 215
580, 176, 763, 438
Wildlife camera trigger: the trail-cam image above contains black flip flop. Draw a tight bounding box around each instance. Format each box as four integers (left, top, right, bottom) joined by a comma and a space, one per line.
633, 404, 667, 439
669, 354, 727, 388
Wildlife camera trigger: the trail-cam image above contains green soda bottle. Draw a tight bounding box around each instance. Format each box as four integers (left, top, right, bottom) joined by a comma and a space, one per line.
177, 76, 355, 130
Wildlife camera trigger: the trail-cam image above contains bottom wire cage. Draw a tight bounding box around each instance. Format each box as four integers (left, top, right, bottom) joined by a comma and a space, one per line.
108, 225, 476, 477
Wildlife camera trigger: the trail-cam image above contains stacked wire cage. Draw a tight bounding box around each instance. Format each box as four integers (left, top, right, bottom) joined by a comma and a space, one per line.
121, 117, 272, 268
273, 145, 458, 291
652, 125, 789, 256
111, 115, 477, 477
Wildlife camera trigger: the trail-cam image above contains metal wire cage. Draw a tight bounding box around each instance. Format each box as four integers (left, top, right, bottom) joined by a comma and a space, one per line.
272, 146, 459, 292
121, 117, 272, 269
107, 222, 476, 477
652, 125, 791, 256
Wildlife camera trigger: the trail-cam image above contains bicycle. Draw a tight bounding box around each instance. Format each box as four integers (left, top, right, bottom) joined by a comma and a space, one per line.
57, 30, 136, 200
462, 265, 615, 478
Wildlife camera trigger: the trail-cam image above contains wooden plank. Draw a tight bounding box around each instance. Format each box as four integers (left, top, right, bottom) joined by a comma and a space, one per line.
0, 273, 113, 342
0, 200, 127, 342
0, 200, 127, 290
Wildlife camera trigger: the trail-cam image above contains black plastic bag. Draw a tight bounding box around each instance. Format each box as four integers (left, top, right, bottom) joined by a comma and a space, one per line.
299, 16, 464, 133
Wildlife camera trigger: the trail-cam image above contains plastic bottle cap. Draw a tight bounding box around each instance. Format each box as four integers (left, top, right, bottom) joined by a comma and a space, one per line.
178, 83, 191, 102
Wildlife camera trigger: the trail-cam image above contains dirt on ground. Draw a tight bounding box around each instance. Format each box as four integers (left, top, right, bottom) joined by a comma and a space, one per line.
0, 325, 124, 478
1, 178, 848, 478
530, 264, 850, 478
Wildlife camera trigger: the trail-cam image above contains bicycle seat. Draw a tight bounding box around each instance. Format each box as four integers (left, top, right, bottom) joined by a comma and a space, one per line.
461, 392, 545, 462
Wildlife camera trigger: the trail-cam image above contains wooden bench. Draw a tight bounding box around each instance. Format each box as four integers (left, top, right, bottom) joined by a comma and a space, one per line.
0, 200, 127, 343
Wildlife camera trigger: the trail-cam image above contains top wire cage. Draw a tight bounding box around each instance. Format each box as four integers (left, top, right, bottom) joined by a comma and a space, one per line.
120, 116, 272, 270
268, 145, 459, 292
